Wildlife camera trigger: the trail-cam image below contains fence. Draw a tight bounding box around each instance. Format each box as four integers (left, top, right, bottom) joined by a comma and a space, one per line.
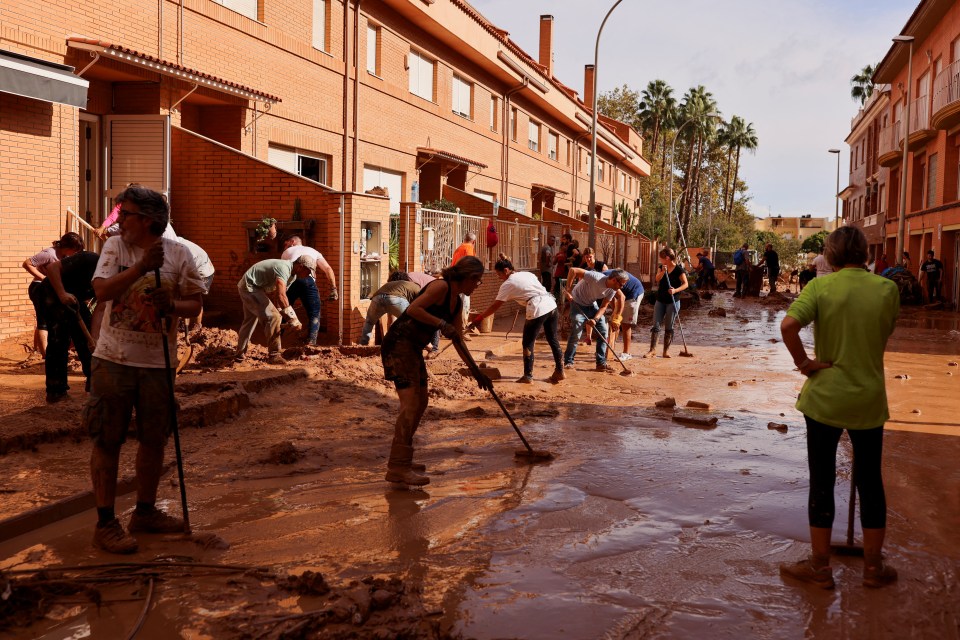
66, 208, 103, 253
418, 208, 540, 273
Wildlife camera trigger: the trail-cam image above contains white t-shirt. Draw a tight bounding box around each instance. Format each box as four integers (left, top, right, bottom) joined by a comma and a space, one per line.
281, 245, 324, 263
813, 254, 832, 279
176, 237, 215, 280
93, 236, 204, 369
495, 271, 557, 320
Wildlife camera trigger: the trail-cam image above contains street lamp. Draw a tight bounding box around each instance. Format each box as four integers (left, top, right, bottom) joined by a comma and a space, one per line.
893, 34, 915, 264
588, 0, 624, 249
668, 112, 720, 247
828, 148, 841, 228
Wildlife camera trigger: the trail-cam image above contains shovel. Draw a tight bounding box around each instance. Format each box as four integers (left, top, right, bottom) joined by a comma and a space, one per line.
831, 466, 864, 556
590, 324, 632, 376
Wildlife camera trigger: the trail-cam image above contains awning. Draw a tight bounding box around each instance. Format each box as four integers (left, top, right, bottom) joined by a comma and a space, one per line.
0, 49, 88, 108
417, 147, 488, 169
66, 37, 280, 103
838, 185, 856, 201
531, 183, 568, 195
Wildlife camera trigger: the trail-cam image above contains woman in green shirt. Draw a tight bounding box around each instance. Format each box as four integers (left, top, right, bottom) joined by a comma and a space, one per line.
779, 226, 900, 590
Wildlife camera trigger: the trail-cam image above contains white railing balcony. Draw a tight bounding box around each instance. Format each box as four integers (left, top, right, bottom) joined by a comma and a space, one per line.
933, 59, 960, 117
878, 121, 900, 159
908, 94, 931, 134
863, 213, 880, 228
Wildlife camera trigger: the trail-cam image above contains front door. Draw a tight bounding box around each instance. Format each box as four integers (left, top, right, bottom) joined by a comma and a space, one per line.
104, 114, 170, 202
78, 114, 100, 225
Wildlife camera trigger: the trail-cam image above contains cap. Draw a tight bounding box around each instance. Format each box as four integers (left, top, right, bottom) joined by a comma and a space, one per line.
294, 255, 316, 276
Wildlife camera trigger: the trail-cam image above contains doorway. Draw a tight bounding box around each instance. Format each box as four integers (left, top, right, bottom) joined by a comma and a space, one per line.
78, 113, 101, 225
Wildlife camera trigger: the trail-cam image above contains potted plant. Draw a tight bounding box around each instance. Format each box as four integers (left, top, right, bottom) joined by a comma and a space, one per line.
254, 216, 277, 252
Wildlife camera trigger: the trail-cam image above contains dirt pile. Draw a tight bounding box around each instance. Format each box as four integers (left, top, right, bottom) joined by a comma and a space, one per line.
191, 326, 256, 368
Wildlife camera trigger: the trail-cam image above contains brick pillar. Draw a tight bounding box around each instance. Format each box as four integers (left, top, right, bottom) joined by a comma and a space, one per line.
399, 201, 422, 273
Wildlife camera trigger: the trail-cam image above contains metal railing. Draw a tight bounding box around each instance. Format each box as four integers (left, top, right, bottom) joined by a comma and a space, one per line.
933, 59, 960, 117
418, 208, 540, 273
66, 207, 103, 253
878, 121, 900, 157
908, 94, 931, 134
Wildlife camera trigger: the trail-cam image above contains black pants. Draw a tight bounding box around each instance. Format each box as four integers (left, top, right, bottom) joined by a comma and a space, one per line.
768, 268, 779, 292
805, 415, 886, 529
541, 271, 553, 290
735, 268, 749, 295
45, 301, 93, 395
928, 277, 942, 301
522, 309, 563, 377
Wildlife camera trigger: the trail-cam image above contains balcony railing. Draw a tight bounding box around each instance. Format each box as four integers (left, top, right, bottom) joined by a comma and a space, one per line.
933, 59, 960, 117
878, 121, 900, 158
908, 94, 931, 134
863, 213, 880, 228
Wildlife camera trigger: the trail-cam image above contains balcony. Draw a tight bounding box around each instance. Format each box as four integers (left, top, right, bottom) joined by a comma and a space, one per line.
862, 213, 880, 228
877, 121, 902, 167
906, 94, 935, 150
932, 59, 960, 131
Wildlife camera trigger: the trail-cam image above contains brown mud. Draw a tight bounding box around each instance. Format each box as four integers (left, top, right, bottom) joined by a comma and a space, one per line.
1, 292, 958, 638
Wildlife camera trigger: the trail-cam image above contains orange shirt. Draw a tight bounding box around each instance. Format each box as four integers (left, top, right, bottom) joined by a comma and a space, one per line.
451, 242, 475, 265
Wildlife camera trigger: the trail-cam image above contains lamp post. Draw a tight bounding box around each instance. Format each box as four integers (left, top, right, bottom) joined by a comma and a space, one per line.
668, 112, 720, 247
828, 148, 841, 228
893, 34, 915, 264
588, 0, 623, 249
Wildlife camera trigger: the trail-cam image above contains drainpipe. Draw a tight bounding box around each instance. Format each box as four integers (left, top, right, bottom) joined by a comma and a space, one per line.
158, 0, 163, 59
501, 81, 527, 208
352, 0, 363, 191
179, 0, 184, 65
341, 1, 350, 190
339, 193, 345, 345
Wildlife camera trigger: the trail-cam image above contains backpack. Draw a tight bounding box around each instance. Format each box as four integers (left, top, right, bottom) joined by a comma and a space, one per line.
486, 221, 499, 248
733, 250, 744, 266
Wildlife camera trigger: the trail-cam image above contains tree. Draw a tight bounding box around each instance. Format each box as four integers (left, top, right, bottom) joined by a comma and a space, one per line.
597, 84, 641, 129
851, 64, 876, 106
638, 80, 675, 162
722, 116, 758, 218
801, 230, 829, 255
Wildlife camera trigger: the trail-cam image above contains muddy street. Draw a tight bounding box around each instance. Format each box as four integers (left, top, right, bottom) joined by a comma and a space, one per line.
1, 293, 959, 639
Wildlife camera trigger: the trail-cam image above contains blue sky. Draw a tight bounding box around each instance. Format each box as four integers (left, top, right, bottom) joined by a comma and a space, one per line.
472, 0, 912, 218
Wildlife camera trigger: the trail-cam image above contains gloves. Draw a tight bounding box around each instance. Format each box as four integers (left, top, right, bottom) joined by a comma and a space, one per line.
328, 286, 339, 301
438, 320, 458, 339
611, 314, 622, 332
474, 372, 493, 392
282, 306, 298, 321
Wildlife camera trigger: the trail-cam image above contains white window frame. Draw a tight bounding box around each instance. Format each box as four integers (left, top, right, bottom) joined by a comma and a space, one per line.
510, 107, 517, 141
547, 131, 558, 161
508, 196, 527, 214
619, 171, 626, 191
214, 0, 258, 21
452, 74, 472, 119
598, 160, 605, 182
490, 95, 498, 131
268, 144, 330, 186
366, 24, 380, 75
312, 0, 327, 51
528, 121, 540, 152
408, 50, 435, 102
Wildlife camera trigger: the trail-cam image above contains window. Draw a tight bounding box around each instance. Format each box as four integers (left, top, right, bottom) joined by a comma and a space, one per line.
598, 160, 604, 183
628, 176, 633, 194
547, 131, 558, 160
928, 153, 938, 208
452, 75, 472, 118
490, 96, 498, 131
312, 0, 327, 51
408, 50, 434, 101
510, 107, 517, 141
363, 165, 404, 214
566, 140, 571, 166
619, 171, 626, 191
528, 121, 540, 151
366, 25, 380, 75
474, 190, 496, 202
508, 196, 527, 214
879, 184, 886, 214
268, 144, 329, 185
213, 0, 258, 21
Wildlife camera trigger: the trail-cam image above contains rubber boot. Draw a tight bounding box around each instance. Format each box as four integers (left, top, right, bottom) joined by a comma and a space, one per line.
663, 330, 674, 358
645, 330, 659, 358
385, 443, 429, 486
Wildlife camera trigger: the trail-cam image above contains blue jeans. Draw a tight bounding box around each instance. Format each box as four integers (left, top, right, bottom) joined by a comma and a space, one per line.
360, 294, 410, 345
287, 276, 321, 344
652, 300, 677, 332
564, 301, 608, 366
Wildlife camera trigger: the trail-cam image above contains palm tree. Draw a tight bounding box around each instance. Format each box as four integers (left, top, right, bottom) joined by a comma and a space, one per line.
725, 118, 758, 216
851, 64, 876, 106
638, 80, 675, 163
676, 86, 718, 241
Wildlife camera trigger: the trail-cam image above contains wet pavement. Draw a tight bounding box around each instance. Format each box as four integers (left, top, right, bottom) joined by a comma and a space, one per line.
1, 292, 959, 638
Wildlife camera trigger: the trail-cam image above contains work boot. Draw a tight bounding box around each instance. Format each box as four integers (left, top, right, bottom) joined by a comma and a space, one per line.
385, 443, 429, 486
863, 560, 898, 588
595, 363, 614, 373
128, 506, 186, 534
547, 368, 565, 384
779, 557, 835, 589
93, 519, 139, 554
267, 353, 285, 365
645, 331, 659, 358
410, 462, 427, 473
516, 375, 534, 384
663, 331, 674, 358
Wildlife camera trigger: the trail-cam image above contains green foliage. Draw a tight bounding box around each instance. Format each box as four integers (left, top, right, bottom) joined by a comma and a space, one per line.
254, 217, 276, 242
801, 231, 829, 255
423, 198, 459, 213
389, 216, 400, 271
851, 64, 877, 106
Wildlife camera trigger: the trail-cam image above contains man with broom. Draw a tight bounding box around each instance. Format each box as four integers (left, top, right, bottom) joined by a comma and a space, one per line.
84, 185, 204, 554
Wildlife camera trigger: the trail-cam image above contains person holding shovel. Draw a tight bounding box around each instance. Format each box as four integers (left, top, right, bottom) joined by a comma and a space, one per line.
562, 267, 628, 372
83, 185, 204, 554
779, 226, 900, 589
468, 254, 564, 385
645, 248, 688, 359
381, 256, 491, 487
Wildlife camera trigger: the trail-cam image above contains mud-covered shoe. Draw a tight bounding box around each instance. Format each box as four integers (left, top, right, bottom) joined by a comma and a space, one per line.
563, 362, 575, 369
547, 368, 565, 384
385, 468, 430, 486
128, 507, 185, 534
516, 375, 533, 384
863, 562, 898, 588
779, 558, 835, 589
267, 353, 286, 365
595, 364, 615, 373
410, 463, 427, 473
93, 519, 138, 554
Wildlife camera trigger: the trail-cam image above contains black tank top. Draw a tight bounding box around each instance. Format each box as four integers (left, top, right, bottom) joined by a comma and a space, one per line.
385, 279, 462, 348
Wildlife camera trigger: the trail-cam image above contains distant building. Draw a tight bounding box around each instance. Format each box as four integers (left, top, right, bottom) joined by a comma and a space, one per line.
754, 215, 837, 241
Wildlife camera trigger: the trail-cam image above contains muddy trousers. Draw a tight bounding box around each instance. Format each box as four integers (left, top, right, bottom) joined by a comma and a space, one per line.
522, 309, 563, 377
564, 301, 608, 366
389, 386, 428, 469
735, 268, 749, 295
805, 416, 886, 529
44, 303, 93, 395
287, 276, 321, 344
236, 284, 282, 356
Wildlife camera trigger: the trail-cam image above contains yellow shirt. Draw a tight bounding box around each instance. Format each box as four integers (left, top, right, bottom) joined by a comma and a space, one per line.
786, 268, 899, 429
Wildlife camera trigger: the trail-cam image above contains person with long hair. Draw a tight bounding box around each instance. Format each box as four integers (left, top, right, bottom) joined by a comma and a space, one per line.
22, 232, 85, 357
469, 255, 564, 384
381, 256, 491, 486
645, 247, 688, 358
779, 226, 900, 589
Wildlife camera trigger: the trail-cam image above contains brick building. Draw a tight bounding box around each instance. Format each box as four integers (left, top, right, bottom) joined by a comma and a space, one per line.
754, 215, 836, 242
1, 0, 650, 341
872, 0, 960, 303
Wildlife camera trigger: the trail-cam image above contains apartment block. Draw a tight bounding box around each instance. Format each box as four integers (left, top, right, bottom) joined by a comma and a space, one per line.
754, 215, 836, 242
0, 0, 651, 341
